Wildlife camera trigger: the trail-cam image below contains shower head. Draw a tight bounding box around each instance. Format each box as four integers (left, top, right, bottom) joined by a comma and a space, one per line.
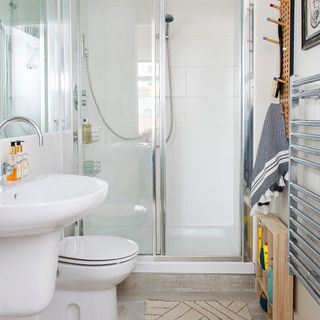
165, 14, 174, 23
165, 14, 174, 38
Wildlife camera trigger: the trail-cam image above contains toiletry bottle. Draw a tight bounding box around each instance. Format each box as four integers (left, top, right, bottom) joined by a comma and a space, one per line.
82, 118, 92, 144
15, 140, 23, 180
21, 141, 29, 178
7, 141, 17, 182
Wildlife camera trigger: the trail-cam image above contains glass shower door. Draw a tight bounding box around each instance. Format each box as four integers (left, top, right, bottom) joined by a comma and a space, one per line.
76, 0, 158, 255
163, 0, 243, 257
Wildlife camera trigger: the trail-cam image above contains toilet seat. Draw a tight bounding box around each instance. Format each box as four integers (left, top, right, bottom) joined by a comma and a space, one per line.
58, 236, 139, 266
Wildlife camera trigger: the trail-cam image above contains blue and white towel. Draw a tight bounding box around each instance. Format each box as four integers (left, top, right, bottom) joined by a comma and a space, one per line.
250, 103, 289, 215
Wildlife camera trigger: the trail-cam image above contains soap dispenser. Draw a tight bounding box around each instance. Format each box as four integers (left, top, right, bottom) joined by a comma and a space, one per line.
7, 141, 17, 182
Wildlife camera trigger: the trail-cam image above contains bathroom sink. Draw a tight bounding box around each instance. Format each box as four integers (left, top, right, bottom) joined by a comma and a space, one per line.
0, 174, 108, 317
0, 174, 108, 236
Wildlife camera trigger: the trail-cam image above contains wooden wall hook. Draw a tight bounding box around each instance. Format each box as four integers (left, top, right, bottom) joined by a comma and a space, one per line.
276, 78, 287, 84
270, 3, 280, 9
263, 36, 280, 45
267, 17, 288, 27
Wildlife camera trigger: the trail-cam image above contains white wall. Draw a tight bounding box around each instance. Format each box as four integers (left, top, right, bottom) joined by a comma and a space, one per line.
0, 131, 73, 177
163, 0, 242, 255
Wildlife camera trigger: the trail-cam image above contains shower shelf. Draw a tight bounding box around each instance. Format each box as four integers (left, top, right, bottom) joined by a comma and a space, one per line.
255, 215, 293, 320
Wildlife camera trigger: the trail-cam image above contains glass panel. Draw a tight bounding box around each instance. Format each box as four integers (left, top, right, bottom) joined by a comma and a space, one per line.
0, 0, 72, 138
78, 0, 156, 255
164, 0, 243, 257
0, 0, 47, 137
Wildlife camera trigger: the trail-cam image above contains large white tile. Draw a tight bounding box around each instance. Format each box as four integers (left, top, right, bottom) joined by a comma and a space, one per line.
186, 66, 235, 97
184, 127, 235, 188
167, 36, 186, 67
185, 2, 236, 36
166, 97, 186, 128
186, 97, 234, 127
167, 67, 186, 97
166, 128, 188, 188
166, 184, 235, 227
186, 36, 235, 67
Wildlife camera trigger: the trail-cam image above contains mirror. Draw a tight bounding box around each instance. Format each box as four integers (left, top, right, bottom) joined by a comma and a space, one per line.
0, 0, 72, 139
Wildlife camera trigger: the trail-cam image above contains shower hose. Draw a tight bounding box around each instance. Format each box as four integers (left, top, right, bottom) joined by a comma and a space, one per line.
84, 38, 174, 142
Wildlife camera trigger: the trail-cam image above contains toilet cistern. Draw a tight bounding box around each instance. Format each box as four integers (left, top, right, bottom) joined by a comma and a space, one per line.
0, 116, 44, 146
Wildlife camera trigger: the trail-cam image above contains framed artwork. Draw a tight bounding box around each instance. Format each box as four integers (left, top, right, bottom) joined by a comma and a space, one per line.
302, 0, 320, 49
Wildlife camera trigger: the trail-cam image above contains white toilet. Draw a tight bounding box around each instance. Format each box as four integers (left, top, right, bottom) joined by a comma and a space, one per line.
40, 235, 139, 320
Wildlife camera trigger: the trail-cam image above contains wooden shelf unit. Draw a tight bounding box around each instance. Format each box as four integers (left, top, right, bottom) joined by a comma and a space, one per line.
256, 215, 293, 320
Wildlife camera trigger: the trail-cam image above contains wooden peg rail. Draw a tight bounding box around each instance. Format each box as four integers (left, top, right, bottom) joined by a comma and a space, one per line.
279, 0, 291, 136
263, 0, 291, 136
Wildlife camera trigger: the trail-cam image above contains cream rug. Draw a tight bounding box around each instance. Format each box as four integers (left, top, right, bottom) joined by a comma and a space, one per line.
145, 300, 252, 320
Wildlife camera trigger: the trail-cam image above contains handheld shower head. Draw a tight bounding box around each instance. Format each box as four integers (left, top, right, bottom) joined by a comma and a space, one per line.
165, 14, 174, 38
165, 14, 174, 23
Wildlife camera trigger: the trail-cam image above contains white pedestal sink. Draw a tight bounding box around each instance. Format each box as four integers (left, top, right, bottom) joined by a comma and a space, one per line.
0, 174, 108, 317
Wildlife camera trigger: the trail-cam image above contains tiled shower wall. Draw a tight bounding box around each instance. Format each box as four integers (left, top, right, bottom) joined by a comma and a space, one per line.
165, 0, 241, 232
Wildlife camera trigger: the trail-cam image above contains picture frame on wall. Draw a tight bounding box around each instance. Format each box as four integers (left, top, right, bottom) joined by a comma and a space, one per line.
302, 0, 320, 49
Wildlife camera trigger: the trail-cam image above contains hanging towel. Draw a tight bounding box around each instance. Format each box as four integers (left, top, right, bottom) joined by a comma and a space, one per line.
250, 103, 289, 215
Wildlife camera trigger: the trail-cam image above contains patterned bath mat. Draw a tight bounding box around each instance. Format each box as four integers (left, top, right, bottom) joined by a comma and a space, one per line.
145, 300, 252, 320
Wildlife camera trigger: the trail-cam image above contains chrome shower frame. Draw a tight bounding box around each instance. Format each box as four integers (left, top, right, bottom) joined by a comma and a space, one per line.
73, 0, 253, 263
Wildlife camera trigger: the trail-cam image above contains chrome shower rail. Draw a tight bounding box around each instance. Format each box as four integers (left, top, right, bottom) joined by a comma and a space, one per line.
289, 75, 320, 305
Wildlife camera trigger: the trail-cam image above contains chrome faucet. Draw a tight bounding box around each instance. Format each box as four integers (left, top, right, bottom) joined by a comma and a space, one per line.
0, 116, 44, 146
0, 161, 13, 186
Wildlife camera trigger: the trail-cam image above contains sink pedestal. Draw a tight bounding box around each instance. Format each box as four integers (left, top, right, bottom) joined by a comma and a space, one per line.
0, 231, 60, 317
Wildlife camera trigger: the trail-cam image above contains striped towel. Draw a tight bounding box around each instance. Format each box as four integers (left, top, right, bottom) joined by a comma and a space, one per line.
250, 103, 289, 215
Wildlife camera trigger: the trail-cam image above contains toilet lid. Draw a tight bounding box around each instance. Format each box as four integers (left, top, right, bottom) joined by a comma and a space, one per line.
59, 236, 139, 262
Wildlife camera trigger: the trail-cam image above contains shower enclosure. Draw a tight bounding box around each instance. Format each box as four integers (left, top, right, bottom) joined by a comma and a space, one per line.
74, 0, 252, 261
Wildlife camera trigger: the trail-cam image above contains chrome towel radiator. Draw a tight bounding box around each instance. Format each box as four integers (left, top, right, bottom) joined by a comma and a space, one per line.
289, 74, 320, 305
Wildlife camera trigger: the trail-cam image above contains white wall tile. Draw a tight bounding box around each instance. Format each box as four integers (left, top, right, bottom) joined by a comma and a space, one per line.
167, 36, 186, 67
186, 36, 235, 67
168, 67, 186, 97
186, 66, 234, 97
185, 2, 236, 37
186, 97, 234, 127
166, 128, 188, 188
166, 97, 186, 128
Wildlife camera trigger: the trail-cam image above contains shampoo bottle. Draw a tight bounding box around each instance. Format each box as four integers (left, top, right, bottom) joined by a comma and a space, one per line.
15, 140, 23, 180
21, 141, 29, 178
82, 118, 92, 144
7, 141, 17, 182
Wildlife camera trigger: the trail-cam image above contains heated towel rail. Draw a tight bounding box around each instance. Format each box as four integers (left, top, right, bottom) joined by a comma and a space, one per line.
289, 74, 320, 305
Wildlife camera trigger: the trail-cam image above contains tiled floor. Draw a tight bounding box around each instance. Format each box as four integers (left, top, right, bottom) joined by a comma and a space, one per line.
0, 274, 266, 320
118, 273, 266, 320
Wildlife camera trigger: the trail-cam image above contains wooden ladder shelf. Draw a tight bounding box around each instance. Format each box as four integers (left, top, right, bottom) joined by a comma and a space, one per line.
256, 215, 293, 320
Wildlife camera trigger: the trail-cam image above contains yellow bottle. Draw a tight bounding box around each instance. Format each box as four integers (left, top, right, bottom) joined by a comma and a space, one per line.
258, 225, 262, 263
263, 244, 269, 270
7, 141, 17, 182
82, 118, 92, 144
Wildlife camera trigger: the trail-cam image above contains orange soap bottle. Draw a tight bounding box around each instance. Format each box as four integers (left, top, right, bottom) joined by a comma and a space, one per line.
7, 141, 17, 182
